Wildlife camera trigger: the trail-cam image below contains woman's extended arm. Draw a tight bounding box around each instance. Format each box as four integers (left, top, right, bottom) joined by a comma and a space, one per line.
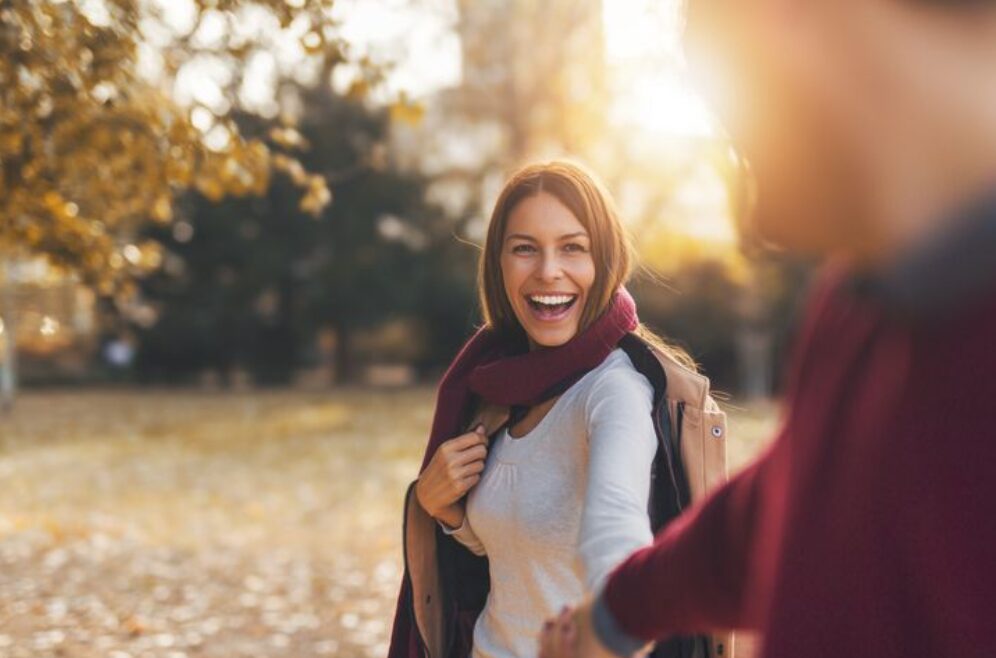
541, 449, 774, 658
578, 366, 658, 591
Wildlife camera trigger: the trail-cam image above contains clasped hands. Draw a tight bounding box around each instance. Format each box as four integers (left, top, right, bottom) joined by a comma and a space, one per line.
538, 596, 647, 658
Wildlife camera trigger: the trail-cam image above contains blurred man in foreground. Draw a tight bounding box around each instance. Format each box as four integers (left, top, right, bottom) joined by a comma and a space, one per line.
540, 1, 996, 657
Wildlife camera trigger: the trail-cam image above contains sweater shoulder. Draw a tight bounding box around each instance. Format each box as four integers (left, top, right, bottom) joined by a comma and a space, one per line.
579, 349, 654, 417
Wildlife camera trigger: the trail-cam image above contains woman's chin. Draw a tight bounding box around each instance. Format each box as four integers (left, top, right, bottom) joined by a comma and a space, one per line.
525, 325, 578, 350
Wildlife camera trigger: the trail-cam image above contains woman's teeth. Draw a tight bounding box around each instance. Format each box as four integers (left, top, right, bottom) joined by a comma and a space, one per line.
526, 294, 578, 320
529, 294, 575, 305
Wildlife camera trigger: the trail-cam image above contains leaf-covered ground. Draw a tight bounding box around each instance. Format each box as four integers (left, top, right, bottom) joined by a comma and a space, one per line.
0, 389, 778, 658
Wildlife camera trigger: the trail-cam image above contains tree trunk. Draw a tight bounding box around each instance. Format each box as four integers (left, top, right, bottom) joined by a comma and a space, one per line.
736, 325, 773, 401
736, 271, 773, 401
333, 323, 353, 385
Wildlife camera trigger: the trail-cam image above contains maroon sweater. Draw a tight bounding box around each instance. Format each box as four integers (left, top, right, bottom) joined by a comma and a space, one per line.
598, 208, 996, 657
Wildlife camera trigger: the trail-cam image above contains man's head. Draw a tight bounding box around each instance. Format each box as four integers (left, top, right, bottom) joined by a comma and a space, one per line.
684, 0, 996, 262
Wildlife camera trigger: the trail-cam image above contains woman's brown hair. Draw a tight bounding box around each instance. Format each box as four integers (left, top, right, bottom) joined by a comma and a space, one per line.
477, 160, 696, 370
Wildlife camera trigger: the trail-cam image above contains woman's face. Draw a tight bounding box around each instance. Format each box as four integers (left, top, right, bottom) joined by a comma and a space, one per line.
500, 191, 596, 349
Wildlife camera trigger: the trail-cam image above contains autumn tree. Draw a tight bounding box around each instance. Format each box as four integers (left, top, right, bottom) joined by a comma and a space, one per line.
0, 0, 400, 403
1, 1, 366, 284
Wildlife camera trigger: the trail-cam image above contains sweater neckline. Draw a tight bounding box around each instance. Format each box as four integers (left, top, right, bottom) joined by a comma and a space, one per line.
490, 349, 625, 464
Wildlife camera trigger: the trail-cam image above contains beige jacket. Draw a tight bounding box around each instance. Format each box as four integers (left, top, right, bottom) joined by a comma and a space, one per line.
402, 339, 736, 658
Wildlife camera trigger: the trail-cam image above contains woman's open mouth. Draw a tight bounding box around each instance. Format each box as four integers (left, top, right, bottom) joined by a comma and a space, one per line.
525, 293, 579, 322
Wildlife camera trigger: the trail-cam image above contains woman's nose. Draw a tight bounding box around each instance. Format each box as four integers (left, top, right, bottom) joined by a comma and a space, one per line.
535, 251, 564, 281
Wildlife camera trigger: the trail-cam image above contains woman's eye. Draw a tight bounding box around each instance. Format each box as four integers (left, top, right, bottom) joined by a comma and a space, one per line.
511, 244, 536, 254
563, 243, 588, 253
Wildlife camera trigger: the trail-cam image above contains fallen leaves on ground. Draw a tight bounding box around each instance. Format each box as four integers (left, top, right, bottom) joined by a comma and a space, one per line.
0, 389, 776, 657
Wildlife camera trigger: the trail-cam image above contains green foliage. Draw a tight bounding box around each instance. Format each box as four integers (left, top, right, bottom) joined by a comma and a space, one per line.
133, 81, 472, 384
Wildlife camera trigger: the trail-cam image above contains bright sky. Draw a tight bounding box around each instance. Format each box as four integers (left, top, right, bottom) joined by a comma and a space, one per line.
156, 0, 734, 245
329, 0, 462, 101
312, 0, 734, 245
602, 0, 719, 139
327, 0, 718, 138
160, 0, 715, 137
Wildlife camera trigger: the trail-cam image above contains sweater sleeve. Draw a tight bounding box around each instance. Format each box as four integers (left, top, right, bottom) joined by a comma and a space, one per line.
579, 365, 658, 593
594, 442, 774, 652
438, 516, 487, 556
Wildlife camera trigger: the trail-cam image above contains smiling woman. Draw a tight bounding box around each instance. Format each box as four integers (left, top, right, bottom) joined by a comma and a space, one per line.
388, 160, 728, 658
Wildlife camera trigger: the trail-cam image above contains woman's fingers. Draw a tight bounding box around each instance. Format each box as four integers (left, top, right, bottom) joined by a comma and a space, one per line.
416, 424, 492, 517
417, 426, 491, 513
557, 606, 577, 658
447, 463, 483, 491
539, 607, 577, 658
562, 616, 577, 658
459, 459, 486, 476
458, 474, 481, 492
444, 426, 488, 452
539, 617, 558, 658
452, 443, 488, 467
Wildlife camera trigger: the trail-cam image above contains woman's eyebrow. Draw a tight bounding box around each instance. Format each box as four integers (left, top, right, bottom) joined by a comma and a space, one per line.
505, 232, 589, 242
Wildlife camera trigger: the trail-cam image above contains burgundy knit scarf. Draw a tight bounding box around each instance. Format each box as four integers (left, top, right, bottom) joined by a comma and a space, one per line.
388, 287, 639, 658
418, 286, 639, 471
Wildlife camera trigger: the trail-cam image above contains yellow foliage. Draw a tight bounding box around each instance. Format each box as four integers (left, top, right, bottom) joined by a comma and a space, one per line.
389, 94, 425, 126
0, 0, 347, 292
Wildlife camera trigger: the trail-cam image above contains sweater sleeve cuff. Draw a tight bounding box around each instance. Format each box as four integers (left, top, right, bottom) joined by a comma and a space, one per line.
438, 518, 464, 535
592, 585, 649, 658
